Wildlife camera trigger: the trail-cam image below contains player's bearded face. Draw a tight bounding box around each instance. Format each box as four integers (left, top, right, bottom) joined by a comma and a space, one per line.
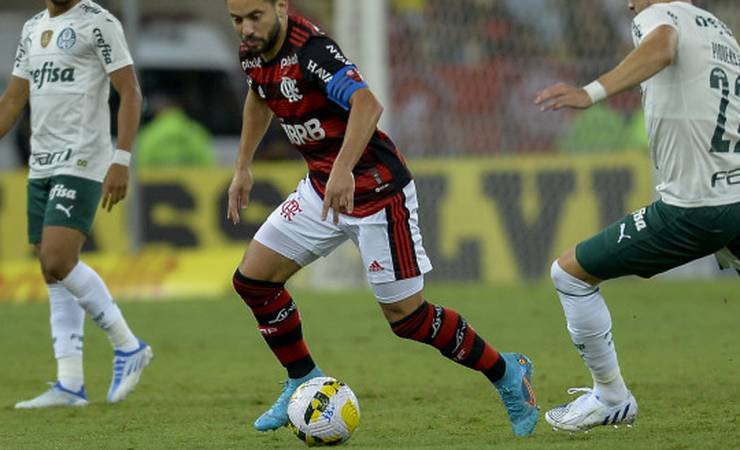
50, 0, 75, 5
241, 15, 281, 57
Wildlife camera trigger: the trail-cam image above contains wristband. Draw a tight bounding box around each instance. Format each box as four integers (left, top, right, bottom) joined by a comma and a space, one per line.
583, 81, 608, 104
112, 149, 132, 167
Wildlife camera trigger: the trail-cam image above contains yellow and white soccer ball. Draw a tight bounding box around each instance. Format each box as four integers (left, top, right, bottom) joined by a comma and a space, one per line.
287, 376, 360, 447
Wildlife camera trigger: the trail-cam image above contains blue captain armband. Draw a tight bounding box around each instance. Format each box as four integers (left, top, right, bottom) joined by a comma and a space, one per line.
326, 66, 368, 110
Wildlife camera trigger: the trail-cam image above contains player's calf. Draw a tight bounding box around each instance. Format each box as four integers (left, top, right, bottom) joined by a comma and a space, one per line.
390, 301, 539, 436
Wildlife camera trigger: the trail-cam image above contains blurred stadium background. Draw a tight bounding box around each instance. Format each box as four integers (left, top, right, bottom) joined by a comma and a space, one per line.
1, 0, 738, 303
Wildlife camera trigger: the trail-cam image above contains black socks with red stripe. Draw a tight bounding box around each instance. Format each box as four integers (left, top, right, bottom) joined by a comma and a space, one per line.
391, 301, 507, 383
233, 271, 315, 379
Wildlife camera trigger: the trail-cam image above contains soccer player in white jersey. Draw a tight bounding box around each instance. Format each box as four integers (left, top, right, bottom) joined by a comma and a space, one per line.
0, 0, 152, 408
535, 0, 740, 431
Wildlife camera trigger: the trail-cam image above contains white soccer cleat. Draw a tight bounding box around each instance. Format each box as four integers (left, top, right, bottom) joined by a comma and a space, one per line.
107, 340, 153, 403
545, 387, 637, 432
15, 382, 88, 409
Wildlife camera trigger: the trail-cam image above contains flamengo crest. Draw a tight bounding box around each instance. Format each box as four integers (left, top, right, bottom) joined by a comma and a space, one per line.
280, 77, 303, 103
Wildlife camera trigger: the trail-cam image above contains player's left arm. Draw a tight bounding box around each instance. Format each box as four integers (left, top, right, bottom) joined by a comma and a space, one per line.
102, 65, 142, 212
535, 25, 678, 111
323, 88, 383, 223
298, 36, 380, 223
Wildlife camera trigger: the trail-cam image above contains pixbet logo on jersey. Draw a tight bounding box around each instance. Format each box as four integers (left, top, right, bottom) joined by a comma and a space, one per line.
49, 184, 77, 201
31, 61, 75, 89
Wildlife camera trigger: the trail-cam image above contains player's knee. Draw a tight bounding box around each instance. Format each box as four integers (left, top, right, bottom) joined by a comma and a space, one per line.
551, 260, 594, 297
389, 300, 431, 340
39, 249, 77, 281
232, 269, 284, 308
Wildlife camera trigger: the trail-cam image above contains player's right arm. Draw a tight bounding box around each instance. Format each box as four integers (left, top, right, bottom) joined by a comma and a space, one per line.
0, 75, 29, 139
535, 5, 680, 111
535, 25, 677, 111
227, 87, 274, 224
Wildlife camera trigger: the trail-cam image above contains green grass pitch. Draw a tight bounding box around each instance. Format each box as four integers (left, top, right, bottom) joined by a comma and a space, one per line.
0, 280, 737, 449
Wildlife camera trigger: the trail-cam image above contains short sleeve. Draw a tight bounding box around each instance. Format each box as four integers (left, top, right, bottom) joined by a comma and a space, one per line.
632, 4, 679, 47
299, 36, 368, 110
11, 25, 30, 80
92, 14, 133, 73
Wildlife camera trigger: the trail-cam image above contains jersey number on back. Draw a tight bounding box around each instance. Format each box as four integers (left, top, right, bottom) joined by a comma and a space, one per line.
709, 67, 740, 153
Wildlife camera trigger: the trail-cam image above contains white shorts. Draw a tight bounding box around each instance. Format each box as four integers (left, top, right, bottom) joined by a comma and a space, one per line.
254, 177, 432, 300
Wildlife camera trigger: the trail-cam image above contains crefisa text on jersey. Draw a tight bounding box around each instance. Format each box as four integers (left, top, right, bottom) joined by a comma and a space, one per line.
93, 28, 113, 64
31, 61, 75, 89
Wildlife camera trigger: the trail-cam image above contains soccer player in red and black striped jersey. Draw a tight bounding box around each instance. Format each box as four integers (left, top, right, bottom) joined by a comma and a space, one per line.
225, 0, 538, 437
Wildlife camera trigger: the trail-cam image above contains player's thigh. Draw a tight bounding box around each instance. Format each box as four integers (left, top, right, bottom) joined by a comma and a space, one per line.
244, 177, 345, 282
354, 181, 432, 285
27, 177, 51, 245
576, 200, 737, 280
42, 175, 102, 239
239, 239, 304, 283
40, 226, 87, 256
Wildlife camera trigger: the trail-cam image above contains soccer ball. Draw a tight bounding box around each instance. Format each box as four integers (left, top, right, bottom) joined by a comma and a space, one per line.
287, 376, 360, 447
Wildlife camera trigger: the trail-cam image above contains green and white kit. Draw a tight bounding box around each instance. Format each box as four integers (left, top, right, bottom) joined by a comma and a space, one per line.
13, 0, 132, 182
579, 3, 740, 279
12, 0, 133, 241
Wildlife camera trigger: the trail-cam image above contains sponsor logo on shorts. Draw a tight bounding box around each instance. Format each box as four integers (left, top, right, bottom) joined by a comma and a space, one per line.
49, 184, 77, 201
617, 223, 632, 244
55, 203, 74, 218
368, 260, 384, 273
632, 207, 647, 231
280, 199, 302, 221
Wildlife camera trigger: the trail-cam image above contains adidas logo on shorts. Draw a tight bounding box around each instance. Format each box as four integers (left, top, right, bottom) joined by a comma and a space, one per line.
368, 260, 384, 273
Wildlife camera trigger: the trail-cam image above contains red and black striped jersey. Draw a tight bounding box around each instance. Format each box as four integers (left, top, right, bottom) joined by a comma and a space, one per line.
240, 15, 412, 217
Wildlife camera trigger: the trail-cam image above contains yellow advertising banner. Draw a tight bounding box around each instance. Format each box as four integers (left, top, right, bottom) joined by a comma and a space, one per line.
0, 154, 653, 302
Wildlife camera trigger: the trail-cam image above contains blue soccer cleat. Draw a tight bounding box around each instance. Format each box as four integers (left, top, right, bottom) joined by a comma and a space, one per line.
494, 352, 539, 436
15, 381, 88, 409
254, 367, 323, 432
107, 339, 153, 403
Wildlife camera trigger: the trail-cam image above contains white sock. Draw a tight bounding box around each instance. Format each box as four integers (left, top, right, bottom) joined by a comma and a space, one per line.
57, 356, 84, 392
60, 261, 139, 352
550, 261, 629, 406
49, 283, 85, 390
